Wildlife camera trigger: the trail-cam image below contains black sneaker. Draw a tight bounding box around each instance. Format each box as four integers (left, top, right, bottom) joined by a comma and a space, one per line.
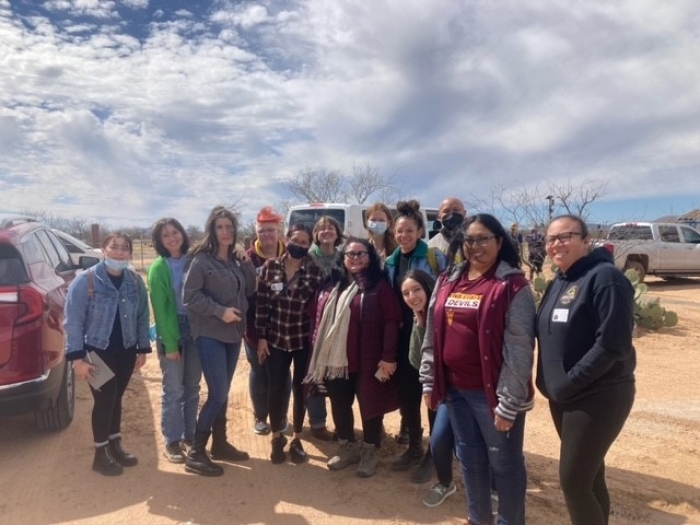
270, 435, 288, 464
164, 441, 186, 464
289, 438, 308, 464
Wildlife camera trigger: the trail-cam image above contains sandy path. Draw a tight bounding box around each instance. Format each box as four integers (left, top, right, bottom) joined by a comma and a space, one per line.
1, 277, 699, 525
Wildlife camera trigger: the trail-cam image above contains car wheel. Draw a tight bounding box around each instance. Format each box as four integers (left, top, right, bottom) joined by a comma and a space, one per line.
35, 361, 75, 431
626, 260, 646, 283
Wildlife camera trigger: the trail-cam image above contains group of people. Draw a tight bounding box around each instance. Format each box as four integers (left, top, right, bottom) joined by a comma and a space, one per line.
63, 197, 636, 525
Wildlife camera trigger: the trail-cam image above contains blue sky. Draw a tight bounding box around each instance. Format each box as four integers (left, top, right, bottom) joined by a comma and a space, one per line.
1, 0, 699, 230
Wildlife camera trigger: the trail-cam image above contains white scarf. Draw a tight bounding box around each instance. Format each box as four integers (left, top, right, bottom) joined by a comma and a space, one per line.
305, 281, 359, 383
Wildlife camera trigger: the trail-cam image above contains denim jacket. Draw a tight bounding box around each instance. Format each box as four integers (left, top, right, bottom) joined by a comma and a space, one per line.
64, 262, 151, 360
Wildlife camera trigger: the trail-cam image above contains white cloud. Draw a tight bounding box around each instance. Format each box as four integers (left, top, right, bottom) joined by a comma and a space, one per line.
1, 0, 700, 228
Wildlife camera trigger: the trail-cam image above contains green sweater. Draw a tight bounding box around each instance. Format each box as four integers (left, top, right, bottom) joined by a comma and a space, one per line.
148, 256, 181, 355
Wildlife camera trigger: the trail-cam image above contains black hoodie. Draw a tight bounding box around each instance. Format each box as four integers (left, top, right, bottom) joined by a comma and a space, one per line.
536, 248, 636, 404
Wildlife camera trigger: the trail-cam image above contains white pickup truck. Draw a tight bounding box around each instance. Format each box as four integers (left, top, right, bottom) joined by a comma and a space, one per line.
601, 222, 700, 281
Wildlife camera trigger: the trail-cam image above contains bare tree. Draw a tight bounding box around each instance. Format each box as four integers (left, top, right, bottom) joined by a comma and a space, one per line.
65, 217, 90, 241
348, 163, 399, 204
490, 178, 608, 228
549, 178, 608, 219
22, 209, 67, 230
239, 219, 257, 246
285, 167, 348, 203
186, 225, 203, 243
285, 163, 399, 205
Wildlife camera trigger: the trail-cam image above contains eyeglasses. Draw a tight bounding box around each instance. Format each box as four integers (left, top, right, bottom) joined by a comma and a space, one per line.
544, 232, 583, 245
256, 228, 278, 235
344, 251, 369, 259
463, 235, 495, 247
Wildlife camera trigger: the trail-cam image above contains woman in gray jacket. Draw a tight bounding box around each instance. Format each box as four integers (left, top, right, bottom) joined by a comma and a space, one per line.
183, 206, 256, 476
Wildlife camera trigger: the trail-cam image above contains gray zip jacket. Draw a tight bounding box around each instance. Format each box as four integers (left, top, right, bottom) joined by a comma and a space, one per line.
184, 251, 256, 343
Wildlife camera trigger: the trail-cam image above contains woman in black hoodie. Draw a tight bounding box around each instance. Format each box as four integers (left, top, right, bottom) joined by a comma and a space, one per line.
536, 215, 636, 525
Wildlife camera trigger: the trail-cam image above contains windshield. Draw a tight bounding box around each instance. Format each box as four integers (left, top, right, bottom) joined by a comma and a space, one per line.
288, 209, 346, 234
53, 230, 94, 250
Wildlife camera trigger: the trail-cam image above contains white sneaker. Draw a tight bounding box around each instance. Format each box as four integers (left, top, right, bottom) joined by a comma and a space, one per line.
254, 419, 270, 435
423, 481, 457, 508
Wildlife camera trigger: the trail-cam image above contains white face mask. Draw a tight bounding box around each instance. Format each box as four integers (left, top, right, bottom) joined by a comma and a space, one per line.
104, 258, 130, 271
367, 221, 388, 235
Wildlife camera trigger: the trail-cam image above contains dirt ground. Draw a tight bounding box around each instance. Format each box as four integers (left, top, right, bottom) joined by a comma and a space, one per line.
1, 276, 699, 525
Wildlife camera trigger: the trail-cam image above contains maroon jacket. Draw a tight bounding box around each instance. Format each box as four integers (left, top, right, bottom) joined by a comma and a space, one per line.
311, 279, 401, 421
426, 263, 535, 417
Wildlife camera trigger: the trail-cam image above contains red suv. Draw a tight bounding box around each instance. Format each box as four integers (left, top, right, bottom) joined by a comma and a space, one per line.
0, 218, 97, 429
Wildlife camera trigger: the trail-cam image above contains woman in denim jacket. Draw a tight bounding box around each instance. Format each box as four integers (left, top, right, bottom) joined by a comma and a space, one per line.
148, 218, 202, 465
64, 233, 151, 477
183, 206, 256, 477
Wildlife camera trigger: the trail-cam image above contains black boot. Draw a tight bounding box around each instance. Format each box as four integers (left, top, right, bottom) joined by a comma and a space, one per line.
391, 427, 424, 471
108, 437, 138, 467
92, 445, 124, 476
185, 431, 224, 477
210, 417, 249, 461
396, 418, 409, 444
411, 446, 435, 483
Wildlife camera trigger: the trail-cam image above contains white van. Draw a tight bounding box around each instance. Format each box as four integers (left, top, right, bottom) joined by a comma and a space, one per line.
286, 203, 441, 241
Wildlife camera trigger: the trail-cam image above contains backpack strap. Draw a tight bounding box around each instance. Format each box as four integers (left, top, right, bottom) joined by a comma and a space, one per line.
427, 247, 440, 275
87, 268, 95, 299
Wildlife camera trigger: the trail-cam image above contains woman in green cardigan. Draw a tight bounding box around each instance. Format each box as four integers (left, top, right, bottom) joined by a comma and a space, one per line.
149, 218, 201, 465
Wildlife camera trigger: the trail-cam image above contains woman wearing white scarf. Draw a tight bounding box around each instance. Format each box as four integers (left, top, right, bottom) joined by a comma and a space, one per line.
306, 238, 402, 478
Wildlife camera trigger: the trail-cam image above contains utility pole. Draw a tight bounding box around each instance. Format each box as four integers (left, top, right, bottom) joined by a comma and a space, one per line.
546, 195, 555, 223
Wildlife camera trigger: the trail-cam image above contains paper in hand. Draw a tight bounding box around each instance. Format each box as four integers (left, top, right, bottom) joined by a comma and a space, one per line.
86, 351, 115, 390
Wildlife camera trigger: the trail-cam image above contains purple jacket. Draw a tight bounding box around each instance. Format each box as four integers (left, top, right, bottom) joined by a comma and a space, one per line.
311, 279, 401, 420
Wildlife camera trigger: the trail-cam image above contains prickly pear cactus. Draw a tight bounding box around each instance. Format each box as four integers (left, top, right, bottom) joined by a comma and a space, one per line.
625, 269, 678, 330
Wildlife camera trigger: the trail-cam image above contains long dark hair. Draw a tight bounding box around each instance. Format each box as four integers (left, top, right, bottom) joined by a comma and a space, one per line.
400, 269, 436, 300
463, 213, 521, 269
191, 206, 238, 257
333, 236, 385, 290
151, 217, 190, 257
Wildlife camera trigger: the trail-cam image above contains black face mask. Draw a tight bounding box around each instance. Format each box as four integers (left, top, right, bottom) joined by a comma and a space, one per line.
441, 212, 464, 231
286, 243, 308, 259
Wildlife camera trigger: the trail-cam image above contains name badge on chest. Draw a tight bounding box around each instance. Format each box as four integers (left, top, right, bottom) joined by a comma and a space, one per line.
552, 308, 569, 323
271, 282, 284, 292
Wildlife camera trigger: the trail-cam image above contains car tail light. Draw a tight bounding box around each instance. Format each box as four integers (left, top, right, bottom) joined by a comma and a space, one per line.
603, 243, 615, 254
16, 284, 46, 325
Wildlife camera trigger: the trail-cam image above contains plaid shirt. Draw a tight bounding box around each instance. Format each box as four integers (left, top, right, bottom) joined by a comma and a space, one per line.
255, 255, 323, 351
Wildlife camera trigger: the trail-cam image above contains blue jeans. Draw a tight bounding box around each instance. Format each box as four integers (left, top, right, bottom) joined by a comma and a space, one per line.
431, 403, 455, 486
307, 394, 327, 429
244, 340, 292, 426
447, 388, 527, 525
195, 336, 241, 432
159, 317, 201, 445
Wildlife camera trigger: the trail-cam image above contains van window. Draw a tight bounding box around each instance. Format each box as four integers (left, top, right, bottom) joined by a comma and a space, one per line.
288, 209, 346, 233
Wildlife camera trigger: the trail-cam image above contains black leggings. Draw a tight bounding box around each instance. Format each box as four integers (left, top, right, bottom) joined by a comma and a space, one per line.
396, 329, 422, 441
326, 375, 383, 447
267, 345, 309, 434
88, 348, 137, 445
549, 384, 635, 525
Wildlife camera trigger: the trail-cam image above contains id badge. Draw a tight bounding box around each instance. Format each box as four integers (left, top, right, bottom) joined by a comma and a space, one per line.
552, 308, 569, 323
271, 282, 284, 293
